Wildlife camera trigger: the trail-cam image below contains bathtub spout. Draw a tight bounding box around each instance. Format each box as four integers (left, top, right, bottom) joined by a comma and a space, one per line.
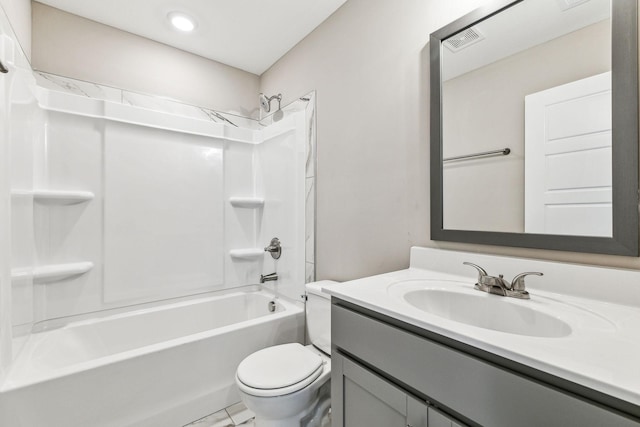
260, 273, 278, 283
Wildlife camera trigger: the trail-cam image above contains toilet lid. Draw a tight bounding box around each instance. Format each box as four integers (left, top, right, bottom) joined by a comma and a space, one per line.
236, 343, 323, 391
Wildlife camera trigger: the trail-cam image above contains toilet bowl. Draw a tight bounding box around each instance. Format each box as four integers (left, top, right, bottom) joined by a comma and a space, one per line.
235, 281, 336, 427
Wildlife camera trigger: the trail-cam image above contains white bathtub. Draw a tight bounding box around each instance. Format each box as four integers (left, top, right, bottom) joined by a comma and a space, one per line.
0, 287, 304, 427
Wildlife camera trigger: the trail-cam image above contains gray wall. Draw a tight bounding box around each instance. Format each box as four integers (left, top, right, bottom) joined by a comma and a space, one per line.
260, 0, 487, 280
31, 2, 260, 116
261, 0, 640, 281
0, 0, 30, 59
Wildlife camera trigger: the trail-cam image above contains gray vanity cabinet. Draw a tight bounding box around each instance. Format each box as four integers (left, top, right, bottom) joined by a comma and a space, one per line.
331, 300, 640, 427
428, 407, 465, 427
333, 351, 463, 427
335, 353, 419, 426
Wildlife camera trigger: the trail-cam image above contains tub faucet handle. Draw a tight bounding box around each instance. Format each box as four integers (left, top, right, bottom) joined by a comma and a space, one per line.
264, 237, 282, 259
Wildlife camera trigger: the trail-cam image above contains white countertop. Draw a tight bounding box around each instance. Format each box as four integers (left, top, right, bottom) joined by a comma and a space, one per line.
323, 248, 640, 407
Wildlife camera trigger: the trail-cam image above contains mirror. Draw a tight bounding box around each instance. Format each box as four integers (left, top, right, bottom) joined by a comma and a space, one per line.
431, 0, 638, 255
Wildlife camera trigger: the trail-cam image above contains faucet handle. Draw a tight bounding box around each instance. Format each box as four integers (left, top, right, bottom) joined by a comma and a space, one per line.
511, 272, 543, 292
463, 261, 488, 280
463, 262, 488, 284
264, 237, 282, 259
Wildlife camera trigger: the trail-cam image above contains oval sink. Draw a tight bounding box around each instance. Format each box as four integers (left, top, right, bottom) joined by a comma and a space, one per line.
403, 289, 572, 338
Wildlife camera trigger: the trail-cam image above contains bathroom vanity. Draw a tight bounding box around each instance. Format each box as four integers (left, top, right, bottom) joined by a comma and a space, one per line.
327, 248, 640, 427
362, 1, 640, 423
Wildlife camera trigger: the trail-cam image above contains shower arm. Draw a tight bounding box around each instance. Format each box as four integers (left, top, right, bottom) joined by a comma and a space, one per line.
268, 94, 282, 111
260, 93, 283, 113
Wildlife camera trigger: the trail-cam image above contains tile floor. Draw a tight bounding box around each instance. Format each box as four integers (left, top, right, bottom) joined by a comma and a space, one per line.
183, 402, 255, 427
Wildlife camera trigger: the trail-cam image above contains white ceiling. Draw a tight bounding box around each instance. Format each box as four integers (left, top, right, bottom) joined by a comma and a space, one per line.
35, 0, 348, 75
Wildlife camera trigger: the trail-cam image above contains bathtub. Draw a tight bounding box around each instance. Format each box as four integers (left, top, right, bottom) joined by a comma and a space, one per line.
0, 286, 304, 427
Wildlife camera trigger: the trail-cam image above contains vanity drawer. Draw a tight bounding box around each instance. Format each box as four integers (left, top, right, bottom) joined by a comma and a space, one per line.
332, 302, 640, 427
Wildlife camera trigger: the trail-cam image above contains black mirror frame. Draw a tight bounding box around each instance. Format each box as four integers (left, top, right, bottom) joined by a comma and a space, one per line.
430, 0, 639, 256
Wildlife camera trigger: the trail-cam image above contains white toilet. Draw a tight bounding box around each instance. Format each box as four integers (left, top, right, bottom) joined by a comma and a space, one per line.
235, 280, 336, 427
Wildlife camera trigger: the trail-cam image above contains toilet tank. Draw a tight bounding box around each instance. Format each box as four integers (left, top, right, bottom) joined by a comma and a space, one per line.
305, 280, 337, 355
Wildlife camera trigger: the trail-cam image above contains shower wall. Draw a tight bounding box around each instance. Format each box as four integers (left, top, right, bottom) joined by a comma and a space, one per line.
0, 8, 37, 373
257, 113, 307, 300
13, 85, 311, 318
0, 36, 11, 374
1, 4, 314, 371
0, 0, 29, 60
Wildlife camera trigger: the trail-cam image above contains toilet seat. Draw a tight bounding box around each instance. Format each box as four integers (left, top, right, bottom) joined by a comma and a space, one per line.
236, 343, 324, 397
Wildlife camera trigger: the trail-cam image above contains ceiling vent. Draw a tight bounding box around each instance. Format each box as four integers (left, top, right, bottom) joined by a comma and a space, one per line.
556, 0, 591, 11
443, 26, 485, 53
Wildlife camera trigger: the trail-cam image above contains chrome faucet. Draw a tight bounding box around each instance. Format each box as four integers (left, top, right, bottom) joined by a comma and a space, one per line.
260, 272, 278, 284
463, 262, 542, 300
264, 237, 282, 259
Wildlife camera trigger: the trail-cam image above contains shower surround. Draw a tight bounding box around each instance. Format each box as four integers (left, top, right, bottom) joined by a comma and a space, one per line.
0, 9, 317, 426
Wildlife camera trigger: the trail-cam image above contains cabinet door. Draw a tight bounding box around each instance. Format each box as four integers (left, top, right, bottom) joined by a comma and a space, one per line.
407, 397, 429, 427
341, 356, 407, 427
428, 407, 467, 427
332, 351, 453, 427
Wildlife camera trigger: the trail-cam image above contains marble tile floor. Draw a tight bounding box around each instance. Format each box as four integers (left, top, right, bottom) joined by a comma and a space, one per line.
183, 401, 255, 427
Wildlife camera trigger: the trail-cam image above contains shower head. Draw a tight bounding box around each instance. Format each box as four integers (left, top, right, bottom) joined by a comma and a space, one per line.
259, 93, 271, 112
259, 93, 282, 113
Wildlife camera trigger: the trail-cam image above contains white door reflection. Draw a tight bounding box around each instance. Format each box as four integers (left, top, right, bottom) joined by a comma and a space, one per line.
525, 72, 612, 237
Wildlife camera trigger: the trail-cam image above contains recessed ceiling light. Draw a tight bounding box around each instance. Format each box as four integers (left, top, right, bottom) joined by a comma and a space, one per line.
168, 12, 196, 32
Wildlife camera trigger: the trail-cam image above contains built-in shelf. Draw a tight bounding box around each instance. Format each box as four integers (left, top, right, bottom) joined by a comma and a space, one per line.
34, 190, 94, 205
229, 197, 265, 208
11, 262, 94, 284
229, 249, 264, 260
12, 190, 95, 205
